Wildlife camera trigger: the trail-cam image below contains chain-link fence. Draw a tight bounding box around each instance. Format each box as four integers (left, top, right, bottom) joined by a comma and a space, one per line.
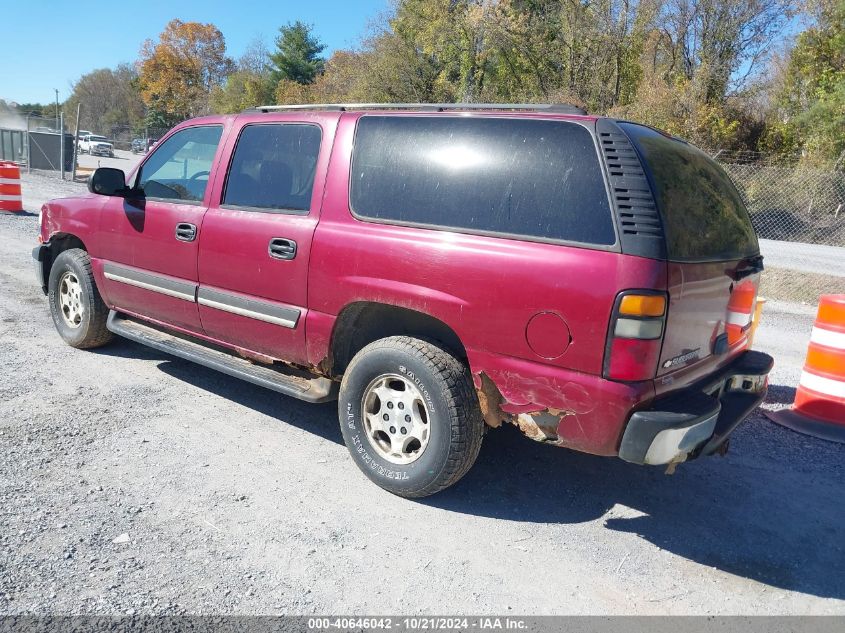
714, 150, 845, 304
0, 113, 172, 180
105, 125, 170, 152
0, 115, 73, 172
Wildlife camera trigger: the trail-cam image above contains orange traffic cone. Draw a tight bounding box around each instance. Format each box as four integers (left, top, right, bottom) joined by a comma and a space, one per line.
0, 161, 23, 213
767, 294, 845, 443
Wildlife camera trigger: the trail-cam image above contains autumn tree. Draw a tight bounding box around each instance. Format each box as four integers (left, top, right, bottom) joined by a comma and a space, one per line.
138, 19, 233, 126
64, 64, 145, 135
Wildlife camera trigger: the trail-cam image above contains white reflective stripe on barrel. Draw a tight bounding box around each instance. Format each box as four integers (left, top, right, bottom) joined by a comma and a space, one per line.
0, 178, 21, 185
810, 326, 845, 351
727, 311, 752, 326
0, 194, 22, 201
799, 370, 845, 399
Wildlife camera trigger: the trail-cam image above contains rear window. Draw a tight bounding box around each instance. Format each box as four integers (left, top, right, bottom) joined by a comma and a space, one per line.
620, 123, 758, 261
350, 116, 615, 246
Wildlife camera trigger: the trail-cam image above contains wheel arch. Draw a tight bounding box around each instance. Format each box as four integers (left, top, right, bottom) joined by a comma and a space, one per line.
39, 233, 88, 294
326, 301, 467, 377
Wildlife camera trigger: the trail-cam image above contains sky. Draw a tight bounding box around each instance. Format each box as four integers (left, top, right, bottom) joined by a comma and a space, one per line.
0, 0, 389, 105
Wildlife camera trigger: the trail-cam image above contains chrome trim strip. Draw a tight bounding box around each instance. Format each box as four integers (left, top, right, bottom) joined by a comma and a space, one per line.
197, 287, 300, 329
102, 263, 196, 302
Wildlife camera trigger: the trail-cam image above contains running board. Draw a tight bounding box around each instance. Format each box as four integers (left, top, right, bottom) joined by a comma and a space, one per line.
107, 311, 338, 403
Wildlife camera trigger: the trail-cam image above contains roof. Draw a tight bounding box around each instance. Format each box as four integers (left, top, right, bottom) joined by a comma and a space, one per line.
245, 103, 589, 116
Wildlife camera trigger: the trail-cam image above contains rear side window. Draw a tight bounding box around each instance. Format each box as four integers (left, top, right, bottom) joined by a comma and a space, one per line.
223, 124, 321, 212
350, 116, 615, 245
619, 123, 759, 261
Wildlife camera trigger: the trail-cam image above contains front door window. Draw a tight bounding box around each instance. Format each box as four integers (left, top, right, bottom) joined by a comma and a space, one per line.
136, 126, 223, 203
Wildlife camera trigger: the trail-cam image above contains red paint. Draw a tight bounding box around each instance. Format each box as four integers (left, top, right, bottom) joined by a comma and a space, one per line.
38, 108, 762, 458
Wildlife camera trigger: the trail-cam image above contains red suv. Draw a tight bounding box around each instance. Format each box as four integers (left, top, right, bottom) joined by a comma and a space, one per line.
33, 104, 773, 497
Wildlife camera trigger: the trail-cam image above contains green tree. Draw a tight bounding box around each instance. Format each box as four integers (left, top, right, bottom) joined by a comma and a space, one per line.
210, 38, 275, 113
269, 21, 326, 86
767, 0, 845, 161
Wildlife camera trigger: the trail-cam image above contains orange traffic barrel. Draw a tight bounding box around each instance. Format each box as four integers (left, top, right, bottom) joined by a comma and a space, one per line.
725, 280, 756, 346
0, 161, 23, 212
767, 294, 845, 443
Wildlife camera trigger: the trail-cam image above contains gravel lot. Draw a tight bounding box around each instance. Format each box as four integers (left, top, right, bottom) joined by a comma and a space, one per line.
0, 172, 843, 616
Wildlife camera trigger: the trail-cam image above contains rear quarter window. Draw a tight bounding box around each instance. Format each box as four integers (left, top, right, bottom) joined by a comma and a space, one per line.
619, 123, 759, 262
350, 116, 616, 246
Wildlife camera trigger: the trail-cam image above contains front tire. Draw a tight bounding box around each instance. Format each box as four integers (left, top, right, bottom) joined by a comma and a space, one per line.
48, 248, 113, 349
338, 336, 483, 498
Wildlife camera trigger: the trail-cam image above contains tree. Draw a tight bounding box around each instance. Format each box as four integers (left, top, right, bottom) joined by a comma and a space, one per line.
766, 0, 845, 161
269, 21, 326, 86
138, 19, 233, 126
210, 38, 275, 113
63, 64, 145, 135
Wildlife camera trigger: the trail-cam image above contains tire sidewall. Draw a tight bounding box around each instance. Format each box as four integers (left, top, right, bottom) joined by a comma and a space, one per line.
339, 345, 455, 495
48, 251, 98, 347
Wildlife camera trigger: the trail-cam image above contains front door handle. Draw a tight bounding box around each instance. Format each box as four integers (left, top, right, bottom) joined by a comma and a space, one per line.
268, 237, 297, 260
175, 223, 197, 242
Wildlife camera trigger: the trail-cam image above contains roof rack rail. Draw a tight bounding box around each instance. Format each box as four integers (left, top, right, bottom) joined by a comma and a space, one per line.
246, 103, 588, 115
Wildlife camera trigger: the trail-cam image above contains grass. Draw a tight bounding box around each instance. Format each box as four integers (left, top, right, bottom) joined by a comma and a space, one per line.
759, 267, 845, 304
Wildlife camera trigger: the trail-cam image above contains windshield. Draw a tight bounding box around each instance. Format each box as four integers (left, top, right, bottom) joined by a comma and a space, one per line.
90, 136, 108, 142
620, 123, 759, 262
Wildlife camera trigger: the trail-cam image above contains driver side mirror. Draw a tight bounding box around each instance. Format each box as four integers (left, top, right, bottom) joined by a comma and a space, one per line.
88, 167, 129, 197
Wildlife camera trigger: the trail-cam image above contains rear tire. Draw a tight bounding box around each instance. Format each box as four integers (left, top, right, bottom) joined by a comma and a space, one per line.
48, 248, 113, 349
338, 336, 483, 498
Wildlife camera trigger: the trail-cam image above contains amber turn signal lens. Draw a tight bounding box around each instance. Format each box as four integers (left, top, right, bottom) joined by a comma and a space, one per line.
619, 294, 666, 317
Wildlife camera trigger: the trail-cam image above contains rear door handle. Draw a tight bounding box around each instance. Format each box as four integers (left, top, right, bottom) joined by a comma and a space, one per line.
175, 223, 197, 242
268, 237, 297, 260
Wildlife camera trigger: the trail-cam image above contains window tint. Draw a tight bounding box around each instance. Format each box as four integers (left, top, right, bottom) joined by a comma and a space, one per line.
137, 126, 222, 203
620, 123, 759, 261
350, 116, 615, 245
223, 124, 321, 212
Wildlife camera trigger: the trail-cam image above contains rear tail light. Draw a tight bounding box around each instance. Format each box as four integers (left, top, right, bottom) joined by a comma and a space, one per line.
603, 291, 667, 382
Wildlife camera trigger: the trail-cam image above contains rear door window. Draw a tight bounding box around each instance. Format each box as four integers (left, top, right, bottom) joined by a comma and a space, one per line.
223, 124, 322, 212
137, 126, 223, 203
350, 116, 615, 246
619, 123, 759, 261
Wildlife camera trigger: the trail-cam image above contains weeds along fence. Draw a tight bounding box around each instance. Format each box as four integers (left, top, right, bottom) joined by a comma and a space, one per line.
713, 150, 845, 304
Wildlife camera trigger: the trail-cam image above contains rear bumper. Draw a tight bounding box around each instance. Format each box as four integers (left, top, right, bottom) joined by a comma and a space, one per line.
619, 350, 774, 465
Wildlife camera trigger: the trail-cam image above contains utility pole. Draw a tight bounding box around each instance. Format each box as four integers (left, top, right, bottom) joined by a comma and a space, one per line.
59, 112, 65, 181
54, 89, 59, 131
71, 104, 81, 182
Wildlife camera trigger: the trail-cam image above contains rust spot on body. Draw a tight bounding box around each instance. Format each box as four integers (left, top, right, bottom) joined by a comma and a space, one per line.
476, 373, 511, 428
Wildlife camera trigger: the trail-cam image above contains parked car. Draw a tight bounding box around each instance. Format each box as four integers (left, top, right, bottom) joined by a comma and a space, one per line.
130, 138, 145, 154
32, 104, 772, 498
78, 134, 114, 157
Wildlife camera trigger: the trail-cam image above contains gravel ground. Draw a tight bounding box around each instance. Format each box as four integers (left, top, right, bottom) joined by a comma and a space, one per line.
0, 173, 843, 616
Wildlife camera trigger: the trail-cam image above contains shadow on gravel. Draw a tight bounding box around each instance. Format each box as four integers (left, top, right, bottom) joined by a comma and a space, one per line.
765, 384, 797, 405
155, 357, 343, 446
89, 342, 845, 601
95, 338, 345, 444
3, 210, 37, 217
427, 410, 845, 601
